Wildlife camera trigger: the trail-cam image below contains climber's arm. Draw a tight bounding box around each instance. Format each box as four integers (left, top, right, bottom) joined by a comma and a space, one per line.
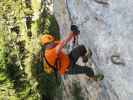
56, 25, 80, 55
56, 32, 76, 54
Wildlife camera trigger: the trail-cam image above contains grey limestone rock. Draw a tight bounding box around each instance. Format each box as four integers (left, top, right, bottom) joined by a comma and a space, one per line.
53, 0, 133, 100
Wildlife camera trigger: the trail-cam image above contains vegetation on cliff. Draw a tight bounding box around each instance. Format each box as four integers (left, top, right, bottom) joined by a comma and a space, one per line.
0, 0, 60, 99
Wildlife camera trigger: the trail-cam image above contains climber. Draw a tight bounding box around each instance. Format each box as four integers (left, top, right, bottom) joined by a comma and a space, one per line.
40, 25, 103, 81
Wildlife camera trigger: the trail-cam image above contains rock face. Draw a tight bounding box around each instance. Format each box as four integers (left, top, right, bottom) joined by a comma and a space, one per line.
53, 0, 133, 100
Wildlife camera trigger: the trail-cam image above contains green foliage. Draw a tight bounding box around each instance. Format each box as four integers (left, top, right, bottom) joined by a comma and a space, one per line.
48, 15, 60, 40
0, 0, 38, 99
72, 82, 84, 100
37, 0, 60, 40
0, 22, 18, 100
0, 0, 61, 99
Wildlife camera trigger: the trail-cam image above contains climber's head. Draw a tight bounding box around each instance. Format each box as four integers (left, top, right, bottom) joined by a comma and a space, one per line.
40, 34, 55, 45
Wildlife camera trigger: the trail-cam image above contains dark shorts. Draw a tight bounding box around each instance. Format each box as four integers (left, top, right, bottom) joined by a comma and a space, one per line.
67, 45, 94, 77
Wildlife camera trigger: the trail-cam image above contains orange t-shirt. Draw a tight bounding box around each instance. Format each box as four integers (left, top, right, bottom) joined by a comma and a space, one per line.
44, 42, 70, 75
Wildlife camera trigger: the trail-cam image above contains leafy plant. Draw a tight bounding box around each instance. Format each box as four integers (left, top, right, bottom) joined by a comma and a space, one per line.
0, 0, 60, 99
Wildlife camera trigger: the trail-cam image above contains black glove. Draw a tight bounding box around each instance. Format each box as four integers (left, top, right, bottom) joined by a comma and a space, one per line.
71, 25, 80, 35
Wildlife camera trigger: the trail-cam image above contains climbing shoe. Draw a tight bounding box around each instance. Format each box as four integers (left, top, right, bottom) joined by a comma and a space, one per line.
92, 73, 104, 81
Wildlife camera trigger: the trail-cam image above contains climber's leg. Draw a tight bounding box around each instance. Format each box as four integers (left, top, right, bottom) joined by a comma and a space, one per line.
67, 64, 104, 80
67, 64, 95, 77
68, 45, 104, 80
69, 45, 87, 64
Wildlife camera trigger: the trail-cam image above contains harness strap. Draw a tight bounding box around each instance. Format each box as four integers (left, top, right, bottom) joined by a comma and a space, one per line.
43, 50, 61, 80
44, 54, 56, 70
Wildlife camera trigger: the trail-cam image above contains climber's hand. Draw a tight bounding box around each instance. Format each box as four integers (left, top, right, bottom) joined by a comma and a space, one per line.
71, 25, 80, 35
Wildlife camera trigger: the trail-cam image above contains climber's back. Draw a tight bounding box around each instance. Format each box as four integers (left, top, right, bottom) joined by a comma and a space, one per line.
40, 34, 70, 75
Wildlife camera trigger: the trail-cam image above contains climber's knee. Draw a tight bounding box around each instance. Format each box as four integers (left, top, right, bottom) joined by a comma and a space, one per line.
77, 45, 87, 57
69, 45, 86, 62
